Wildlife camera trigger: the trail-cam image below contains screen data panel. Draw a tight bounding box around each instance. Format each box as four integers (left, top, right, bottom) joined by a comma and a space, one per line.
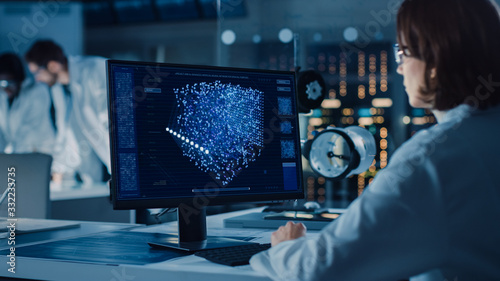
108, 61, 303, 207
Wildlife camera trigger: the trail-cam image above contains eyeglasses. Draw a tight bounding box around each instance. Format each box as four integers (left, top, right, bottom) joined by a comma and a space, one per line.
0, 80, 17, 90
393, 44, 412, 65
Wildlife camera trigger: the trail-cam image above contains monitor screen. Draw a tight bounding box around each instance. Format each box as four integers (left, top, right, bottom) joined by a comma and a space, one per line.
107, 60, 304, 211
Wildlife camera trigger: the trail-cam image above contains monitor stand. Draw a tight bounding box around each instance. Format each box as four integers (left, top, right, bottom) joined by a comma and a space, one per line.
148, 204, 254, 252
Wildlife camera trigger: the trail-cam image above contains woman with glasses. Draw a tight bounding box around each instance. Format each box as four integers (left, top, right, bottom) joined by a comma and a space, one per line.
0, 53, 55, 154
250, 0, 500, 280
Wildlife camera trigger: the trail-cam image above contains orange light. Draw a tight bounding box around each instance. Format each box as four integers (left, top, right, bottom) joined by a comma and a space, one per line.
380, 128, 388, 139
309, 118, 323, 126
329, 65, 336, 74
317, 177, 326, 185
380, 139, 388, 150
380, 150, 388, 158
322, 99, 341, 109
358, 117, 373, 126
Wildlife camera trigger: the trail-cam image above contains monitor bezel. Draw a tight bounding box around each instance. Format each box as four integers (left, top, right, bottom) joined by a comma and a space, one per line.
107, 59, 305, 210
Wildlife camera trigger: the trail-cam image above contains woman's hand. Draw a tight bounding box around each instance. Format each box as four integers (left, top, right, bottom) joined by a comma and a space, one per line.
271, 221, 307, 247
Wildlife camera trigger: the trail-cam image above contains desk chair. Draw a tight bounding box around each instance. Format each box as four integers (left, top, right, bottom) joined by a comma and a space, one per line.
0, 153, 52, 219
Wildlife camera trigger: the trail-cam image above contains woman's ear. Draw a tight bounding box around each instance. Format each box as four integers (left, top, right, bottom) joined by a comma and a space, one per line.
430, 67, 437, 79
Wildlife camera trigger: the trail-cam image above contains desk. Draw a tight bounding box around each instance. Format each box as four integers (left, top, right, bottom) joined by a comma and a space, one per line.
0, 208, 307, 281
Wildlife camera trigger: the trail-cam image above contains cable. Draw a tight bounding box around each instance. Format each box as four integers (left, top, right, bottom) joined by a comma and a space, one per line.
153, 208, 177, 224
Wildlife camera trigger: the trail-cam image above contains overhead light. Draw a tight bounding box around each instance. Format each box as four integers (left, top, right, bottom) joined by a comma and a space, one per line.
278, 28, 293, 43
343, 27, 358, 42
221, 29, 236, 45
252, 34, 261, 44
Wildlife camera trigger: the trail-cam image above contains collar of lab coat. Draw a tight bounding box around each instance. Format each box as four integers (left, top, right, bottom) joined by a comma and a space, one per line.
432, 104, 474, 124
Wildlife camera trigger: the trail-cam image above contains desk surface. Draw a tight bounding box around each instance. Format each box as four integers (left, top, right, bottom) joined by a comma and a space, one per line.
0, 219, 139, 250
0, 208, 310, 281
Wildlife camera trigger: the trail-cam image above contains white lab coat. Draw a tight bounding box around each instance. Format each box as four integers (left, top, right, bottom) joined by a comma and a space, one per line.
250, 104, 500, 280
50, 55, 110, 183
0, 79, 55, 154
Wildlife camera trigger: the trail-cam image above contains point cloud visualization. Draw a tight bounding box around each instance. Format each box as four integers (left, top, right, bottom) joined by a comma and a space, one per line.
167, 81, 264, 186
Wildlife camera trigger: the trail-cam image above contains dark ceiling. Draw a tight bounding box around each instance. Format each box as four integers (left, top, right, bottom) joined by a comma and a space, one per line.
82, 0, 246, 26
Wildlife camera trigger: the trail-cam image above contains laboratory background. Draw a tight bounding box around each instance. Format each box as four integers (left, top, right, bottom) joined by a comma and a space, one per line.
0, 0, 492, 222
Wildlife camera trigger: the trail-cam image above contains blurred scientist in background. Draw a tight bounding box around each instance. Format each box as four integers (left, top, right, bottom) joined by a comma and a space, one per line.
0, 53, 55, 154
25, 40, 110, 183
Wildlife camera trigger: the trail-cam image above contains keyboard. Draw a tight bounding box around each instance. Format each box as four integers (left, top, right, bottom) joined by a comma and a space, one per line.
194, 243, 271, 266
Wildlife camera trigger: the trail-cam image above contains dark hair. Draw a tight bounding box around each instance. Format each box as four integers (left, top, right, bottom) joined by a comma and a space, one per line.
24, 39, 67, 68
397, 0, 500, 110
0, 53, 26, 83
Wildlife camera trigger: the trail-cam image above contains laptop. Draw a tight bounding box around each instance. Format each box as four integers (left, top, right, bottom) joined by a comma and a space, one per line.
0, 153, 53, 219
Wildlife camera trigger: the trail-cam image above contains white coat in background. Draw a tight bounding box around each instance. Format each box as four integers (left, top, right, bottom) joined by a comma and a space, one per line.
250, 104, 500, 281
0, 79, 55, 154
50, 55, 110, 183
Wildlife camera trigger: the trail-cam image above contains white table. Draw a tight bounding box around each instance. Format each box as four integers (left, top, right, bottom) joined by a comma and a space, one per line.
0, 208, 314, 281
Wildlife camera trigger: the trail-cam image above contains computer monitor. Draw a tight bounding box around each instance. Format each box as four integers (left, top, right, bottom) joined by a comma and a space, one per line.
107, 60, 304, 251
